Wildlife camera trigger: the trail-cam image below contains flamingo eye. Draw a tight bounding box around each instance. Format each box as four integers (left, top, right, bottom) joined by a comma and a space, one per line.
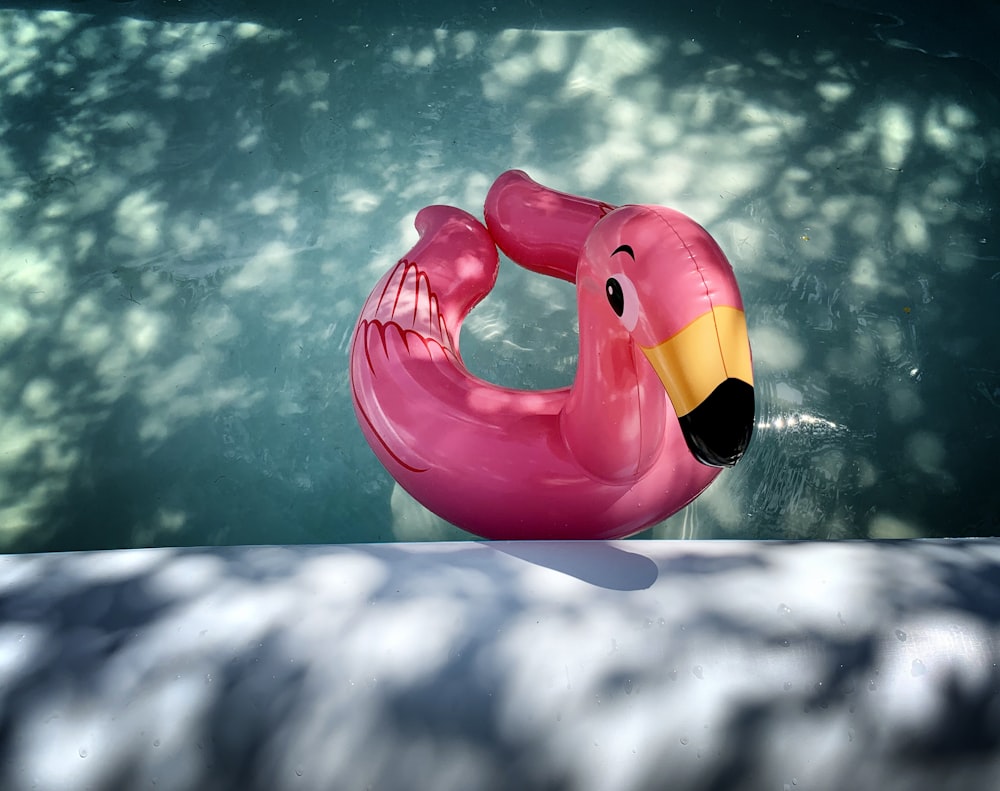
605, 274, 639, 331
606, 278, 624, 315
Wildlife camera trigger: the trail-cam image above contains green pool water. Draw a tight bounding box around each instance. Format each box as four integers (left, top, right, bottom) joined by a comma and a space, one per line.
1, 0, 998, 551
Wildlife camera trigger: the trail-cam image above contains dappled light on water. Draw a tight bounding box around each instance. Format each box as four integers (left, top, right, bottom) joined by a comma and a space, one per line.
0, 1, 998, 549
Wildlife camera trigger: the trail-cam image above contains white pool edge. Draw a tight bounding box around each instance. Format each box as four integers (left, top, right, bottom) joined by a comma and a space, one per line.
1, 538, 998, 790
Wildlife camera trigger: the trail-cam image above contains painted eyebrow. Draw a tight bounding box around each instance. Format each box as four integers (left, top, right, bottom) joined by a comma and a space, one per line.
611, 244, 635, 259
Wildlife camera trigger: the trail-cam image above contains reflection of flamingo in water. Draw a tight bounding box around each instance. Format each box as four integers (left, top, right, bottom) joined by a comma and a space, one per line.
350, 170, 754, 540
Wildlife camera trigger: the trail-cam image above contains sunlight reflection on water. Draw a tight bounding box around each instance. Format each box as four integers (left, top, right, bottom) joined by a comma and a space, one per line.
0, 1, 997, 549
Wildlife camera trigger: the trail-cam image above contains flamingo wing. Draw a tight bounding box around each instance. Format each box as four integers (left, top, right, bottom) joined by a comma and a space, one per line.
350, 206, 500, 474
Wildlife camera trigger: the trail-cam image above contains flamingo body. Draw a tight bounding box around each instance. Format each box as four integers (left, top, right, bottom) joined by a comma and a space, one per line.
350, 171, 754, 540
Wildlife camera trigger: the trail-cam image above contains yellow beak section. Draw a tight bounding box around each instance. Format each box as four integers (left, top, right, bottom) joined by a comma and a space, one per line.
640, 306, 753, 418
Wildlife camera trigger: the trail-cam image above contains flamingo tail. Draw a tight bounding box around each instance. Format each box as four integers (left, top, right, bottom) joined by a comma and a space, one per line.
484, 170, 615, 283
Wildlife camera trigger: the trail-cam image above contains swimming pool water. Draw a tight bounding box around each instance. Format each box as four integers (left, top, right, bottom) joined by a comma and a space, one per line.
1, 0, 998, 551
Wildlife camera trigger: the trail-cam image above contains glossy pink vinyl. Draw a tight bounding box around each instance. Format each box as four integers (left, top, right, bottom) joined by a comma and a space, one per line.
350, 171, 754, 540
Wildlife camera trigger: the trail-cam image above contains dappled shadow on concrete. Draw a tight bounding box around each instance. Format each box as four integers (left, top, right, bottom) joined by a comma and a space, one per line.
0, 0, 998, 549
1, 540, 1000, 789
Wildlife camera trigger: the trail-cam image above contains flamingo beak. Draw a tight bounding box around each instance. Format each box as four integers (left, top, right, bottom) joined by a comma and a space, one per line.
641, 306, 755, 467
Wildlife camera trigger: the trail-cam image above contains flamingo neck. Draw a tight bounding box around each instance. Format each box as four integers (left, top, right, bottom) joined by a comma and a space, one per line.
560, 271, 667, 483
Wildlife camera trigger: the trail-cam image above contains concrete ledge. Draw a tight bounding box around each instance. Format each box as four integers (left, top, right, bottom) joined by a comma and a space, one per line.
2, 539, 999, 790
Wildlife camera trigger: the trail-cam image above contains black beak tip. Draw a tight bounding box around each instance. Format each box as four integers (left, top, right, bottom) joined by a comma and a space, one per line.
678, 378, 755, 468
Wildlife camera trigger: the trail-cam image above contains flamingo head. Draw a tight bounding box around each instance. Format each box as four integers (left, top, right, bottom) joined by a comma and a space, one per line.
582, 205, 755, 468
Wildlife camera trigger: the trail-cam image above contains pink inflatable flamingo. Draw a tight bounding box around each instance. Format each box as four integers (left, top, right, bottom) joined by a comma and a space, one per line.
350, 170, 754, 540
